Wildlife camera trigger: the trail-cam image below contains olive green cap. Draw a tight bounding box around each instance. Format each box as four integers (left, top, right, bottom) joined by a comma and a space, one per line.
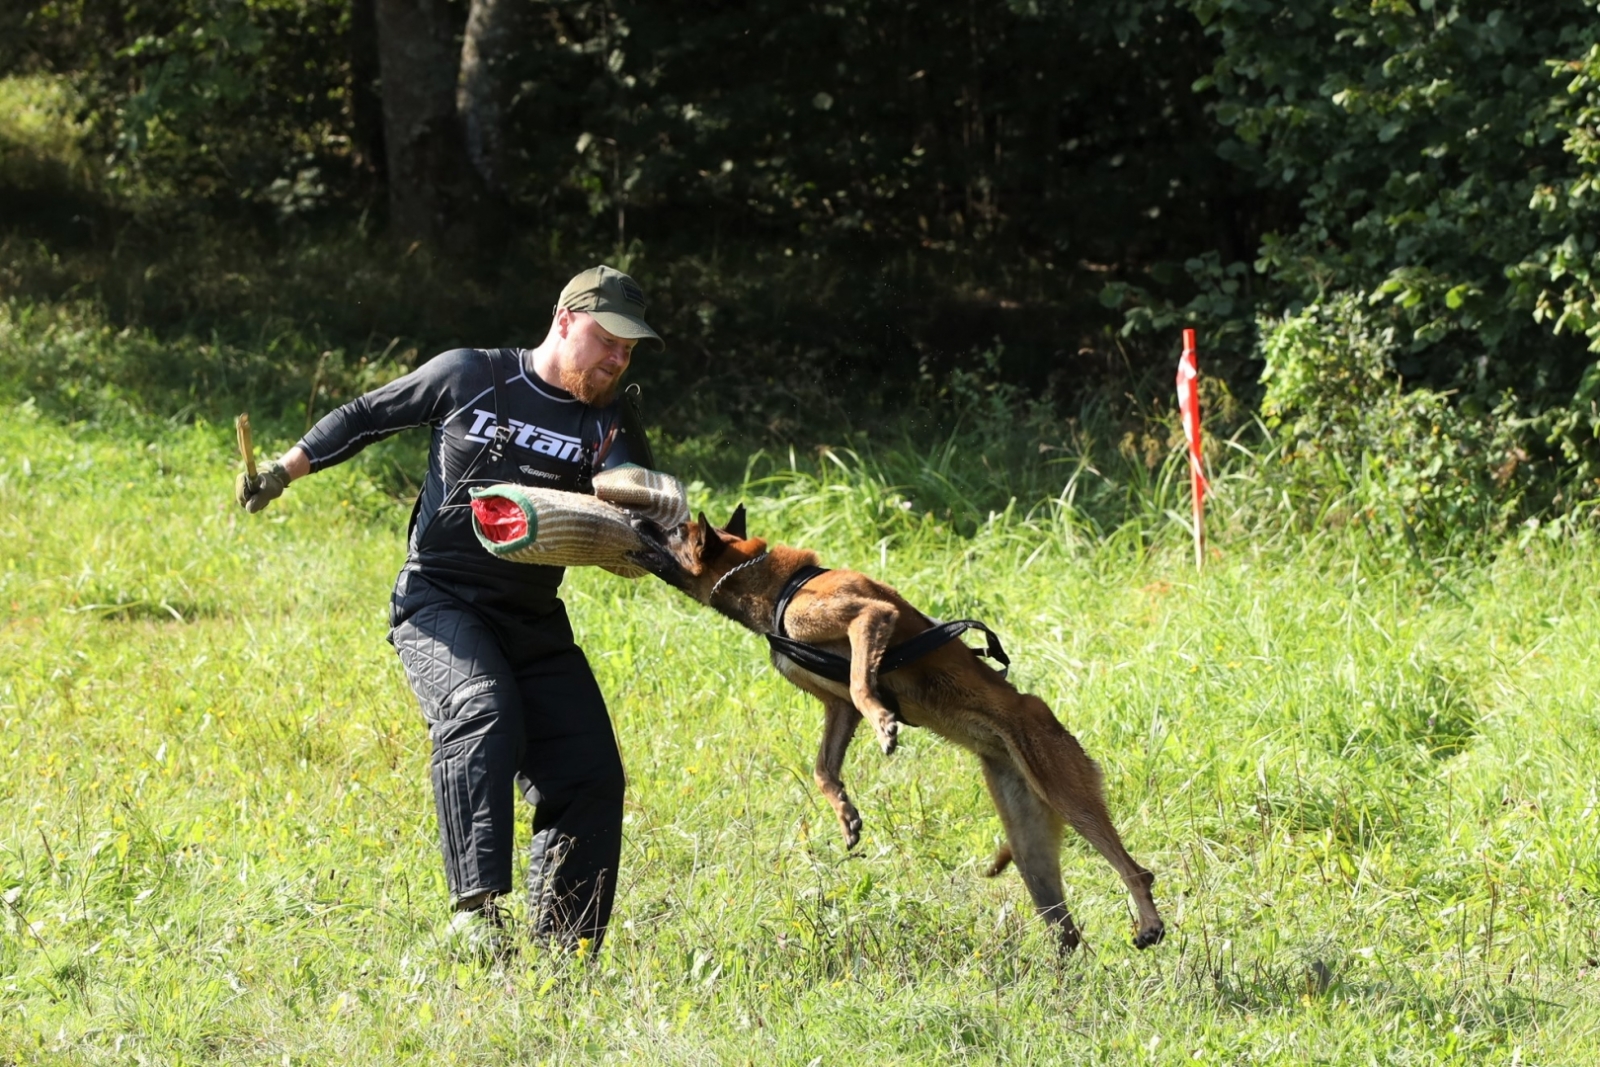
555, 265, 663, 349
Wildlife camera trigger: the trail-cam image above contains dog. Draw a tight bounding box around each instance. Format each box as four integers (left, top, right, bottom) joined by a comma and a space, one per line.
629, 506, 1165, 952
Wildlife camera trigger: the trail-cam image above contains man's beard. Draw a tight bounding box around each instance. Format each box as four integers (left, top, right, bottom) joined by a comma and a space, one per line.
559, 366, 621, 406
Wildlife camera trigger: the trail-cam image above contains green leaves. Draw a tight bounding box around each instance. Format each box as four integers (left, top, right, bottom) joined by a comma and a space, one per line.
1521, 39, 1600, 353
23, 0, 355, 212
1258, 293, 1527, 551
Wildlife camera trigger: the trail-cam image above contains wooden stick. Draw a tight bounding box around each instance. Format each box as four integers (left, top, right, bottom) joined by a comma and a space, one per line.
235, 413, 257, 482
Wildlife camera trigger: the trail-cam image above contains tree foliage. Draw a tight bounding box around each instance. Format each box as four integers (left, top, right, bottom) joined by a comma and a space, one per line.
5, 0, 1600, 512
1189, 0, 1593, 383
16, 1, 358, 216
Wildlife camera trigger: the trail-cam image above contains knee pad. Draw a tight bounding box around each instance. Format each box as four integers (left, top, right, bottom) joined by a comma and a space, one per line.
430, 675, 520, 752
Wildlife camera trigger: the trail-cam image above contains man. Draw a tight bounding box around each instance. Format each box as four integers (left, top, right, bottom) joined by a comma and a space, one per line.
236, 265, 662, 953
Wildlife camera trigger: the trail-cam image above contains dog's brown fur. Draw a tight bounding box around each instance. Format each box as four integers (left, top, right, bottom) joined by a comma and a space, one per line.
633, 507, 1165, 952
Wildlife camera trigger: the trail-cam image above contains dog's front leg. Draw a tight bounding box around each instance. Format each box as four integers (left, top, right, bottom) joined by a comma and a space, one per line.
814, 696, 863, 848
846, 602, 900, 755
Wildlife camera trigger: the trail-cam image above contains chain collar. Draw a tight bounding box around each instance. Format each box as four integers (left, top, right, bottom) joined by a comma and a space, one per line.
708, 550, 771, 604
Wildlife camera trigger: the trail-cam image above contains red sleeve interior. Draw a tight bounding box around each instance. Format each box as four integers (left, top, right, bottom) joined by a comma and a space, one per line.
471, 495, 528, 544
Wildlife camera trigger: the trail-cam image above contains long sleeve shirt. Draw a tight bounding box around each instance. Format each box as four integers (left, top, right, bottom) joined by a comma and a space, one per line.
298, 346, 649, 608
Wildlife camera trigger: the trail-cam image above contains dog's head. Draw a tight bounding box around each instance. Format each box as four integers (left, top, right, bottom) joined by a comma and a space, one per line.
629, 504, 765, 603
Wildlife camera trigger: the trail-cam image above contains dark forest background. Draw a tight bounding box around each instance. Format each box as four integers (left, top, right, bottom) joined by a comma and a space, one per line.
4, 0, 1600, 539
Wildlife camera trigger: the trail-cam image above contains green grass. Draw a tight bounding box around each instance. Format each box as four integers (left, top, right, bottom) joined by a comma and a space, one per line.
3, 397, 1599, 1066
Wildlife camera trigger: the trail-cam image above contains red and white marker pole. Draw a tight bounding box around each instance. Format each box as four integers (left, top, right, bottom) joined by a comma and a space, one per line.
1176, 328, 1208, 571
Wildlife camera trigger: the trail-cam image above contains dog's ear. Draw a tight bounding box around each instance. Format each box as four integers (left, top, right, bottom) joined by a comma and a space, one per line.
725, 503, 747, 540
692, 511, 711, 551
697, 511, 729, 566
694, 511, 724, 563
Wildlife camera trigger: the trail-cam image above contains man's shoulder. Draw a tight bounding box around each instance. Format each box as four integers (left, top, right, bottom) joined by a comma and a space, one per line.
411, 347, 509, 390
426, 346, 495, 371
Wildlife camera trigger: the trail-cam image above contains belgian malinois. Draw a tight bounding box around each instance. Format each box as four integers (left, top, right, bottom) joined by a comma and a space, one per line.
631, 507, 1165, 952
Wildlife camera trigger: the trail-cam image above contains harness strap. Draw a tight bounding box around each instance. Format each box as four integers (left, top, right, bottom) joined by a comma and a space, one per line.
772, 564, 831, 637
763, 565, 1011, 688
460, 347, 513, 487
486, 424, 513, 463
620, 382, 655, 470
879, 618, 1010, 677
765, 633, 852, 685
410, 348, 513, 550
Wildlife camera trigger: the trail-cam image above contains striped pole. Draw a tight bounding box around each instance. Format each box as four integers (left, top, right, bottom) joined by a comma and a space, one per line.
1176, 330, 1208, 571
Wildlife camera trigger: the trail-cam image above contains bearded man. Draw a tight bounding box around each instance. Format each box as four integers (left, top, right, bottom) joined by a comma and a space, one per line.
236, 266, 662, 954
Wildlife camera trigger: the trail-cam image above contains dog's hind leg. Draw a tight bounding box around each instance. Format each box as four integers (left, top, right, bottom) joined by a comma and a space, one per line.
1003, 697, 1165, 949
1062, 787, 1165, 949
980, 755, 1080, 952
814, 696, 864, 849
1055, 755, 1165, 949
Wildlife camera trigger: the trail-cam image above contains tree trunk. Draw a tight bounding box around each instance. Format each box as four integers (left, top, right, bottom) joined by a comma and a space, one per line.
372, 0, 504, 257
457, 0, 520, 196
349, 0, 386, 194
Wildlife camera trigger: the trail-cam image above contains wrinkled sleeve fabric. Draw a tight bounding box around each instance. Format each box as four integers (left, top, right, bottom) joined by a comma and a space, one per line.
297, 349, 474, 473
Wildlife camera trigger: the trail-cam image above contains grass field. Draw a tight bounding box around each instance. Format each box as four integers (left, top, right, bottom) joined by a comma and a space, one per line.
2, 397, 1599, 1065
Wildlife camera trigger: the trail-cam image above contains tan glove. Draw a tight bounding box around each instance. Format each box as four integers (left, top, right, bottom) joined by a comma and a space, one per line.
235, 459, 291, 514
590, 465, 689, 530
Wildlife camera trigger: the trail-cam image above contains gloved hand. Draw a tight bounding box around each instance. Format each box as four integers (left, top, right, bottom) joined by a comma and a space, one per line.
235, 459, 292, 514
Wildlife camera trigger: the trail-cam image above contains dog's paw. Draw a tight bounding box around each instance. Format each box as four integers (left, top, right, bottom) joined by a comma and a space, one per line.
876, 717, 898, 756
1133, 920, 1166, 950
839, 811, 862, 850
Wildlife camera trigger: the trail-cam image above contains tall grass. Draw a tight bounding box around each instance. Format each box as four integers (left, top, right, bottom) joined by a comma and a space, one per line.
3, 382, 1598, 1064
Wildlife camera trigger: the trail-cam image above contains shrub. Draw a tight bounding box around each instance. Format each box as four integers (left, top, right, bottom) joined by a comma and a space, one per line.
1258, 294, 1521, 552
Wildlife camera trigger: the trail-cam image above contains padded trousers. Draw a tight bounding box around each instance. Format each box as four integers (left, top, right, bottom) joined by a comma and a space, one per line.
389, 569, 625, 947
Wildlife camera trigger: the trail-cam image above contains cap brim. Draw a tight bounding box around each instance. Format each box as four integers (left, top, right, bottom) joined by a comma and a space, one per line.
589, 310, 664, 350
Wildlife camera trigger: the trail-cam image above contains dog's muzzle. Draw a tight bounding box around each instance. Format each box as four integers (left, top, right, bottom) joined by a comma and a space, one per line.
625, 518, 686, 582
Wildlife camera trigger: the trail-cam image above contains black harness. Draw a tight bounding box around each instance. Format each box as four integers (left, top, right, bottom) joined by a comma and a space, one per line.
763, 564, 1010, 714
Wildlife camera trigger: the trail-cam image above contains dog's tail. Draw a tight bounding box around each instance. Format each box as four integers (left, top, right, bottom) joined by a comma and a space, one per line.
997, 695, 1158, 894
994, 695, 1105, 815
985, 845, 1013, 877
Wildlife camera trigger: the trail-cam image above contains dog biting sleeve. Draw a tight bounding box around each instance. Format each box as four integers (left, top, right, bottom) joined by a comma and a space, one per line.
467, 466, 687, 576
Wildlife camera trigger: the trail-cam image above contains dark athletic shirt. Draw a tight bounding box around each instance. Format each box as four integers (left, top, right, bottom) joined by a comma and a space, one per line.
297, 347, 648, 609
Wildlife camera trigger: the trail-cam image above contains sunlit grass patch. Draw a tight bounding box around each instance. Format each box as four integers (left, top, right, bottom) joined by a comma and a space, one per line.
3, 399, 1600, 1064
